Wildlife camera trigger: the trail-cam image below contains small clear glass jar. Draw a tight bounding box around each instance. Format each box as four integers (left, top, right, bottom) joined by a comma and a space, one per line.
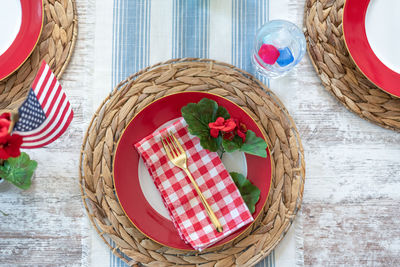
252, 20, 306, 78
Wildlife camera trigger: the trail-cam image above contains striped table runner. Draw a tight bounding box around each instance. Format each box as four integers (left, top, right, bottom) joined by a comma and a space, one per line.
90, 0, 304, 266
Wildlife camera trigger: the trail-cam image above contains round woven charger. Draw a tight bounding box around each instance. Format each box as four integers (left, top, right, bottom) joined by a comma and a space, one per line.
304, 0, 400, 131
79, 58, 305, 266
0, 0, 77, 111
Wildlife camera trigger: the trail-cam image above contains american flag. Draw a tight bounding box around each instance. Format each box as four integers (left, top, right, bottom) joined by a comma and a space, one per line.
13, 61, 73, 148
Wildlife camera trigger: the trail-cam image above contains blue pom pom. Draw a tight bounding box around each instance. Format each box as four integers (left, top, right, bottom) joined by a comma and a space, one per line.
276, 47, 294, 67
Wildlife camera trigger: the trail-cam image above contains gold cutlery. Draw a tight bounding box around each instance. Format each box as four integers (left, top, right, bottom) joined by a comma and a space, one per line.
161, 132, 223, 233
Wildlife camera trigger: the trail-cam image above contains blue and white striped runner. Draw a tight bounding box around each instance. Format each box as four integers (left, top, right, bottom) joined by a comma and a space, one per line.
91, 1, 303, 266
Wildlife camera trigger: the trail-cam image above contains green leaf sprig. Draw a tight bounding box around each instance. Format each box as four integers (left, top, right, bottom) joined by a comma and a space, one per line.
0, 152, 37, 190
181, 98, 268, 157
230, 172, 260, 213
181, 98, 230, 152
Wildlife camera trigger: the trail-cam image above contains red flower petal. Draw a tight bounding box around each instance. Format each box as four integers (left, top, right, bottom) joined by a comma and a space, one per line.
223, 131, 235, 141
0, 134, 22, 159
0, 112, 10, 120
209, 117, 226, 130
5, 134, 22, 157
210, 128, 220, 138
0, 136, 7, 143
239, 122, 247, 133
237, 129, 246, 143
0, 118, 11, 139
215, 117, 225, 125
0, 149, 8, 160
209, 117, 237, 138
221, 119, 236, 132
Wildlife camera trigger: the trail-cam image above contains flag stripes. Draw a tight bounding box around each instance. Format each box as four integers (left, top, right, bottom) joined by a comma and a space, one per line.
13, 60, 73, 148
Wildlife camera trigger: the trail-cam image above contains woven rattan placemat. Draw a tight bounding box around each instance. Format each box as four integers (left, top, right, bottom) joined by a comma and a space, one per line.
79, 59, 305, 266
304, 0, 400, 131
0, 0, 77, 110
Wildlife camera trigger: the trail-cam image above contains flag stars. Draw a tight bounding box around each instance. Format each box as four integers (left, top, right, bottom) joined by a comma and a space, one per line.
13, 89, 47, 132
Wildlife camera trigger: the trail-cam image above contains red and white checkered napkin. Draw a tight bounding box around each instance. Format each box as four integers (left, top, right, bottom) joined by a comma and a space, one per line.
134, 117, 254, 251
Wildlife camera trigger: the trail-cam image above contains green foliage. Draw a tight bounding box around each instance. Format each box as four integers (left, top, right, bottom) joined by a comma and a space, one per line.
181, 98, 268, 157
222, 135, 243, 152
216, 106, 230, 120
230, 172, 260, 214
222, 130, 267, 157
199, 134, 222, 152
0, 152, 37, 190
181, 98, 229, 152
240, 130, 268, 157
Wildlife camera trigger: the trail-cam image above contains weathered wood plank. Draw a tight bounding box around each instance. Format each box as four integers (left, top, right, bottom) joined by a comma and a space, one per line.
303, 203, 400, 266
0, 0, 93, 266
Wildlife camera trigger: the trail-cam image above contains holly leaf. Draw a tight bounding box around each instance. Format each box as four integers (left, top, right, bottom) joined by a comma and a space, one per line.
230, 172, 260, 214
222, 135, 243, 152
240, 130, 268, 158
181, 98, 219, 137
199, 135, 222, 152
0, 152, 37, 190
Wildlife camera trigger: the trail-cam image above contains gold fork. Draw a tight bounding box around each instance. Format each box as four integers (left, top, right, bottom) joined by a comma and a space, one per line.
161, 132, 223, 233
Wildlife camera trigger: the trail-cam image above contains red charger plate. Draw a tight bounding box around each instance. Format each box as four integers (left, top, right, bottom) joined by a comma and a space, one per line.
113, 92, 272, 250
343, 0, 400, 97
0, 0, 43, 81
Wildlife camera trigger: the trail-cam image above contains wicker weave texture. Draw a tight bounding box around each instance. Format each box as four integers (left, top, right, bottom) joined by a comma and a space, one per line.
0, 0, 77, 111
304, 0, 400, 131
79, 59, 305, 266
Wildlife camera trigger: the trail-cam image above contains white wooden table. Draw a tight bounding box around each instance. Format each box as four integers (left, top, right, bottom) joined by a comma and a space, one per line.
0, 0, 400, 266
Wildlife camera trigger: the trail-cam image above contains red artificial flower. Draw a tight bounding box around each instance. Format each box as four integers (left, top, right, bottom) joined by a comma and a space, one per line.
0, 113, 11, 139
209, 117, 236, 138
233, 118, 248, 143
210, 128, 220, 138
0, 134, 23, 160
0, 113, 10, 120
222, 131, 235, 141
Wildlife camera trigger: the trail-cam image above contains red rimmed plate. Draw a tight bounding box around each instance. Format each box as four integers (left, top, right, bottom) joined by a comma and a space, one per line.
0, 0, 43, 81
343, 0, 400, 97
113, 92, 272, 250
